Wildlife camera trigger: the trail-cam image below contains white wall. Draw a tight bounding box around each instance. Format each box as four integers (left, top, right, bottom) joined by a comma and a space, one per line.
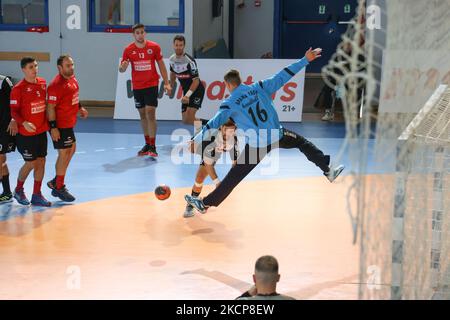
193, 0, 229, 51
0, 0, 194, 101
234, 0, 273, 58
140, 0, 180, 26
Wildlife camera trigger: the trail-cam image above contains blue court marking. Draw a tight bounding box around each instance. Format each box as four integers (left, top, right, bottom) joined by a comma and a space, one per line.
1, 119, 387, 220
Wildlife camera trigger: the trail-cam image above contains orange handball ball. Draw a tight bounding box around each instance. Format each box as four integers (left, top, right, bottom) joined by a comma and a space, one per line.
155, 185, 171, 201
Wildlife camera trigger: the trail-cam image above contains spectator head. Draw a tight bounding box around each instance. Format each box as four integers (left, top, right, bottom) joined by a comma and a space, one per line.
253, 255, 280, 292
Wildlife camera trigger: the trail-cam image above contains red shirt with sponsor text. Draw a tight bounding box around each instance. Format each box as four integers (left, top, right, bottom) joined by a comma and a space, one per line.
47, 74, 80, 129
122, 40, 163, 90
10, 77, 49, 136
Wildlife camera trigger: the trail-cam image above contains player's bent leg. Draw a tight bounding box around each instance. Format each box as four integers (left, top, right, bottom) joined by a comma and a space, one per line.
185, 145, 264, 212
137, 108, 152, 156
182, 107, 197, 125
203, 162, 258, 207
138, 107, 149, 134
278, 128, 344, 182
31, 157, 51, 207
14, 161, 35, 206
49, 147, 70, 189
145, 106, 158, 157
184, 165, 208, 218
67, 141, 76, 164
51, 146, 76, 203
0, 154, 6, 177
0, 155, 12, 204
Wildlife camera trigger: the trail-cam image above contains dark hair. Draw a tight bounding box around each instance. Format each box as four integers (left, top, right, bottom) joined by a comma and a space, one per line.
20, 56, 36, 69
223, 119, 236, 128
224, 69, 242, 86
173, 35, 185, 44
57, 54, 72, 67
255, 256, 279, 274
132, 23, 145, 33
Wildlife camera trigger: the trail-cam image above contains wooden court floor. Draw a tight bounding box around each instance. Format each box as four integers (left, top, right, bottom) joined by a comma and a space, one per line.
0, 176, 359, 299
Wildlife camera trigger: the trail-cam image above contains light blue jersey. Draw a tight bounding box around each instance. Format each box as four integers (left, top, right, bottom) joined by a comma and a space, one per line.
193, 57, 310, 148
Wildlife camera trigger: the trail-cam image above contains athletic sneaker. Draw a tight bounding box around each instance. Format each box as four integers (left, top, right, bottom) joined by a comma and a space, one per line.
322, 110, 334, 121
138, 144, 151, 156
47, 178, 56, 190
31, 193, 52, 207
0, 192, 13, 204
184, 194, 207, 214
52, 186, 76, 202
183, 205, 195, 218
325, 164, 345, 183
14, 189, 30, 206
148, 145, 158, 158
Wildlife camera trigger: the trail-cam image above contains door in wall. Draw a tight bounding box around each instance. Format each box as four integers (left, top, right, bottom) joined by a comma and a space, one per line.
277, 0, 357, 73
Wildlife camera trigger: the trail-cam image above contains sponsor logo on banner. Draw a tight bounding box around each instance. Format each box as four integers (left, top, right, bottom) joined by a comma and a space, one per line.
114, 59, 305, 121
380, 50, 450, 113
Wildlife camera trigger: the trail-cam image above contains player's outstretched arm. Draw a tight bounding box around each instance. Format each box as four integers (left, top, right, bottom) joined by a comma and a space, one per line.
192, 105, 232, 145
258, 48, 322, 96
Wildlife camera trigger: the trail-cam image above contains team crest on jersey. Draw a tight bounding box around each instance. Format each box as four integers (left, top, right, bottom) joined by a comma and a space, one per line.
147, 49, 153, 55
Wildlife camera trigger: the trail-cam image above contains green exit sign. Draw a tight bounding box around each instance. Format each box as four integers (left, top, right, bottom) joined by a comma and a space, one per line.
344, 4, 351, 13
319, 4, 326, 14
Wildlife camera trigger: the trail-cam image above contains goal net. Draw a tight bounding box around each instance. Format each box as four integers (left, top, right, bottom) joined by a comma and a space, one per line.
322, 0, 450, 299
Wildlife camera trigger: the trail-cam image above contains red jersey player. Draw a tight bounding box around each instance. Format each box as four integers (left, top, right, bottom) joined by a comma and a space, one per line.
10, 57, 51, 207
46, 55, 88, 202
119, 23, 171, 158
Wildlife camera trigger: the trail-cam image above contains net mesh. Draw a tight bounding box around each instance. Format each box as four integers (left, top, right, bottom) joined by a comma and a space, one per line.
321, 0, 450, 299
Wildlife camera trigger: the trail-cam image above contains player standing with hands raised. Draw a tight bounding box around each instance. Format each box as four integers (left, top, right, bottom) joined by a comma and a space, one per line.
120, 24, 171, 158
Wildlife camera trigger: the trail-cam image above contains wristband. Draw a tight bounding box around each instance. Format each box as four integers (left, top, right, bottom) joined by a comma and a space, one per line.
185, 90, 193, 98
49, 120, 57, 129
